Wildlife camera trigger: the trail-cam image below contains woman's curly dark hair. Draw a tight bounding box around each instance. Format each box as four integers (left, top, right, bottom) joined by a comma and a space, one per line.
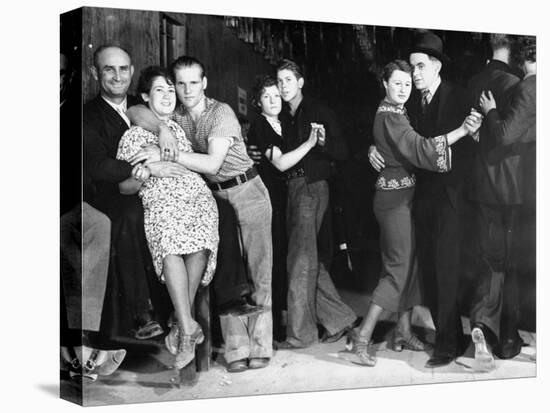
137, 66, 174, 96
251, 75, 278, 110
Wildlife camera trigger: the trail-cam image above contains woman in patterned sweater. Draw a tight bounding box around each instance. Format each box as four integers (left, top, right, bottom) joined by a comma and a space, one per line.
345, 60, 481, 366
116, 66, 219, 370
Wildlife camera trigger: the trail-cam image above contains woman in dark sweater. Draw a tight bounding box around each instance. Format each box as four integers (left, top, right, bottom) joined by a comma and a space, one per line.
346, 60, 481, 366
246, 75, 319, 342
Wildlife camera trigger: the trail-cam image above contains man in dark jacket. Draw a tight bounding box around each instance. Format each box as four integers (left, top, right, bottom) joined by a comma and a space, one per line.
83, 45, 170, 340
61, 49, 126, 379
407, 32, 475, 368
467, 35, 536, 370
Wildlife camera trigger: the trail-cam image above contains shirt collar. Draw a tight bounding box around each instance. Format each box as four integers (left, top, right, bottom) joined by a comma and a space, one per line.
487, 59, 512, 73
262, 113, 280, 123
102, 96, 128, 113
176, 96, 212, 117
283, 94, 308, 117
262, 113, 282, 136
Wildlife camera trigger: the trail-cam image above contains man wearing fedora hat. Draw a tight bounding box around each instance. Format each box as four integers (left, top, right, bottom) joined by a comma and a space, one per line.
369, 30, 475, 368
409, 31, 476, 369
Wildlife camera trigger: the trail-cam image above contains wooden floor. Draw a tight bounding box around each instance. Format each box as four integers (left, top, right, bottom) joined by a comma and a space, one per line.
61, 327, 536, 407
60, 290, 537, 407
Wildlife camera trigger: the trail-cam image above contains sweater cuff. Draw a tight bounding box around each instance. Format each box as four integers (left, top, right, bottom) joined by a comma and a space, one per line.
433, 134, 451, 172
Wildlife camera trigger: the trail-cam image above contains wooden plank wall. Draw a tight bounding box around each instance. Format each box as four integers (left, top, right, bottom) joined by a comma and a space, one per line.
81, 7, 162, 102
79, 7, 271, 118
185, 13, 274, 118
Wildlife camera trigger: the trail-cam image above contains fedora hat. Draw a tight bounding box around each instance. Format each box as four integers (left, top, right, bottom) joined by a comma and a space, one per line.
410, 31, 450, 63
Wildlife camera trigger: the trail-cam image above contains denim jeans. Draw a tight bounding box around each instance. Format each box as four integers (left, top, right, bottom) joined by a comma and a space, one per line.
214, 176, 273, 362
286, 178, 356, 347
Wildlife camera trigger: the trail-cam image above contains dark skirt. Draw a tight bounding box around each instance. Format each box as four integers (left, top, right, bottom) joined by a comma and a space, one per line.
371, 188, 421, 313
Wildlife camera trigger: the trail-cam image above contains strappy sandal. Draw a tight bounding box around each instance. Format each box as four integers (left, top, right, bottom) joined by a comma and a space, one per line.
346, 331, 376, 367
392, 332, 430, 352
135, 320, 164, 340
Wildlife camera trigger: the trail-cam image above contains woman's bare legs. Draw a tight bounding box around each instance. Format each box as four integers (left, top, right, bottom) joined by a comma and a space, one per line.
396, 310, 413, 336
356, 302, 384, 342
163, 251, 208, 369
163, 254, 199, 335
183, 250, 208, 304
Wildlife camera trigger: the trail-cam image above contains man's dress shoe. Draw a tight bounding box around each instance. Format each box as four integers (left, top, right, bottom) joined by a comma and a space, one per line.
227, 359, 248, 373
495, 336, 524, 359
425, 354, 455, 368
275, 340, 307, 350
248, 357, 270, 369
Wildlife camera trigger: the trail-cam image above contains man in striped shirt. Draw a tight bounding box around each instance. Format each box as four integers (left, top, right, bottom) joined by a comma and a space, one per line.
128, 56, 273, 373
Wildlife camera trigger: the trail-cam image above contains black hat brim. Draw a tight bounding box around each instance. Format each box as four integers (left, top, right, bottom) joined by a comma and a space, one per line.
409, 47, 450, 65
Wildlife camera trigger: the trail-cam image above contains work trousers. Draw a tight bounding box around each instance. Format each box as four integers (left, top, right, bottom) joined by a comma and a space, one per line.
285, 178, 356, 347
214, 176, 274, 362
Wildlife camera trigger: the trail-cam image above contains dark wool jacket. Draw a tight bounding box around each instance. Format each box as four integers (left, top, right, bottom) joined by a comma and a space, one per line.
83, 94, 140, 215
484, 75, 536, 207
406, 80, 473, 210
466, 59, 521, 205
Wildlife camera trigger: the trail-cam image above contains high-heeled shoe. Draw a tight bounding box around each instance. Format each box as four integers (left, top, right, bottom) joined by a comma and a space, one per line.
135, 320, 164, 340
93, 349, 127, 376
62, 348, 97, 380
67, 348, 98, 381
61, 346, 81, 373
346, 331, 376, 367
165, 323, 180, 355
392, 331, 430, 352
174, 326, 204, 370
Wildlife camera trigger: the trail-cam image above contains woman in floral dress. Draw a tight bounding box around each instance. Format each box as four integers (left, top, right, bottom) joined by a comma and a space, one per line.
345, 60, 482, 366
116, 66, 218, 370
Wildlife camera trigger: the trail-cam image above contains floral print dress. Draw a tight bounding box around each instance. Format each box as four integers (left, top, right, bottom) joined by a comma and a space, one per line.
116, 120, 219, 286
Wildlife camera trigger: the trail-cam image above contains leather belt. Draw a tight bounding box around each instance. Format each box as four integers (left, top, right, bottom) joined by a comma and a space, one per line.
208, 167, 258, 191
